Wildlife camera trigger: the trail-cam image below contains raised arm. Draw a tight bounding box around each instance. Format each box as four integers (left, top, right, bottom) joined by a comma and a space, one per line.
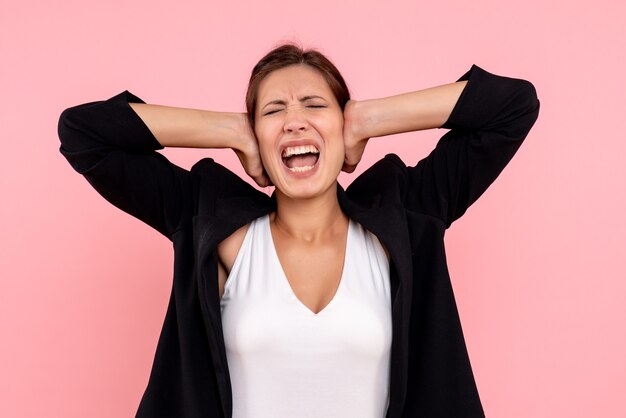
58, 91, 268, 239
344, 65, 540, 227
127, 103, 269, 187
342, 80, 467, 172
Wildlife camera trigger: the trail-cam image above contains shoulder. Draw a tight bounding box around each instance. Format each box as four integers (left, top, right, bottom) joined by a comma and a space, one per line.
188, 157, 273, 223
190, 157, 246, 186
360, 153, 407, 178
346, 154, 409, 199
190, 157, 263, 200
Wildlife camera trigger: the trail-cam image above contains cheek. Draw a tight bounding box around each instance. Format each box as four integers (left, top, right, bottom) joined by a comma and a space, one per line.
324, 117, 346, 152
325, 116, 342, 133
314, 113, 344, 138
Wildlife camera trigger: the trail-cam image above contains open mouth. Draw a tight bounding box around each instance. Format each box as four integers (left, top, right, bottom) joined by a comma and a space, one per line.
281, 145, 320, 173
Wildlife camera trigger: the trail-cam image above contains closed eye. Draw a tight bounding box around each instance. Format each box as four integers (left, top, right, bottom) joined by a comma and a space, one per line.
263, 108, 283, 116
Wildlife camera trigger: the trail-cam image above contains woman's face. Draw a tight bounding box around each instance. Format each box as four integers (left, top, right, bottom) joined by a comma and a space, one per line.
254, 64, 345, 200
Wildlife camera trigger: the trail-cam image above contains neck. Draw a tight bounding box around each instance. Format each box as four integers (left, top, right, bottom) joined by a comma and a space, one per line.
271, 182, 347, 242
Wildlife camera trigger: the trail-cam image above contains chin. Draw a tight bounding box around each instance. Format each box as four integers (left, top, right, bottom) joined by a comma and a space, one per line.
268, 150, 341, 200
273, 178, 334, 200
271, 170, 340, 201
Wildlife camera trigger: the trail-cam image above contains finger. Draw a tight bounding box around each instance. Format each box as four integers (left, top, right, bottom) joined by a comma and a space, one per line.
342, 153, 360, 173
253, 171, 274, 188
262, 169, 274, 187
342, 162, 357, 173
253, 175, 268, 187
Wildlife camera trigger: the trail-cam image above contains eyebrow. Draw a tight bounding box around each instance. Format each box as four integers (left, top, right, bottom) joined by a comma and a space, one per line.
261, 95, 327, 110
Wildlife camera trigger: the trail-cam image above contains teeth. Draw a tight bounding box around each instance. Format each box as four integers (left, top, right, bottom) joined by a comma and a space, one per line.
288, 165, 314, 173
282, 145, 319, 158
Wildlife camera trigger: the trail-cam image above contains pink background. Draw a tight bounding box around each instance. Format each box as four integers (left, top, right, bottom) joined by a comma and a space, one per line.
1, 0, 625, 416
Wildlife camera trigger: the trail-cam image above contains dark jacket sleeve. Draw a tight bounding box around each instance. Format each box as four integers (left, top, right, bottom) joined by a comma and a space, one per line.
58, 91, 191, 239
402, 65, 540, 227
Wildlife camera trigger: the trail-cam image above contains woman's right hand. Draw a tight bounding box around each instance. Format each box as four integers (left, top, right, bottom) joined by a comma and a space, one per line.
232, 115, 272, 188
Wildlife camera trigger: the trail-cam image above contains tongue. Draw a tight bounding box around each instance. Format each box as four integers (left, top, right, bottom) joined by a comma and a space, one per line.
285, 154, 318, 169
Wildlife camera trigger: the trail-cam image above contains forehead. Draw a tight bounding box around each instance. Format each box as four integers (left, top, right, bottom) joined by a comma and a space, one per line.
257, 64, 333, 102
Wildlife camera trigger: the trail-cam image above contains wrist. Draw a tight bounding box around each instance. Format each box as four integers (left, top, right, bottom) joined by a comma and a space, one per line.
345, 98, 388, 139
230, 113, 257, 154
206, 112, 251, 151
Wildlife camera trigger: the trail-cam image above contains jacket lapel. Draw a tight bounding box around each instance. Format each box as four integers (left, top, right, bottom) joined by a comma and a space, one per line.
193, 192, 275, 417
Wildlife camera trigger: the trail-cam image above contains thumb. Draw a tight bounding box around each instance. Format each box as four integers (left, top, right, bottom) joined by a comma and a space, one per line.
253, 170, 273, 188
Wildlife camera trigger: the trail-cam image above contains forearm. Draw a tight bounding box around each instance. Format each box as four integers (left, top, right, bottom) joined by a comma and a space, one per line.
349, 81, 468, 139
128, 103, 248, 150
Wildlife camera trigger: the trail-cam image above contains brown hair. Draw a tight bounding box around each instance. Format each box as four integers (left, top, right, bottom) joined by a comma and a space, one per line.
245, 43, 350, 131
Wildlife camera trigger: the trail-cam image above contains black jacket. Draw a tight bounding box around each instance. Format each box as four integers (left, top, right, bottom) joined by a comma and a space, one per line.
58, 65, 539, 417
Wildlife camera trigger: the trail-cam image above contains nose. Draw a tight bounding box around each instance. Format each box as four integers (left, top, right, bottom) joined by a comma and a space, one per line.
283, 108, 308, 133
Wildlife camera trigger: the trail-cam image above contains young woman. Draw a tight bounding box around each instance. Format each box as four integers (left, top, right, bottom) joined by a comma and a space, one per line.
58, 44, 539, 418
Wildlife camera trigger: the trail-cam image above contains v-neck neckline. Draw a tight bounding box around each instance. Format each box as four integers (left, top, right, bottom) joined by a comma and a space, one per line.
265, 215, 352, 316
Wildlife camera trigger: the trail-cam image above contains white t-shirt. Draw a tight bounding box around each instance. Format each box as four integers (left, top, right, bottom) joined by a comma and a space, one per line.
220, 215, 392, 418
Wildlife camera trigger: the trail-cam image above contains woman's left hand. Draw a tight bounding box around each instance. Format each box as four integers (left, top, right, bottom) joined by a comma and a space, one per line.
342, 100, 370, 173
